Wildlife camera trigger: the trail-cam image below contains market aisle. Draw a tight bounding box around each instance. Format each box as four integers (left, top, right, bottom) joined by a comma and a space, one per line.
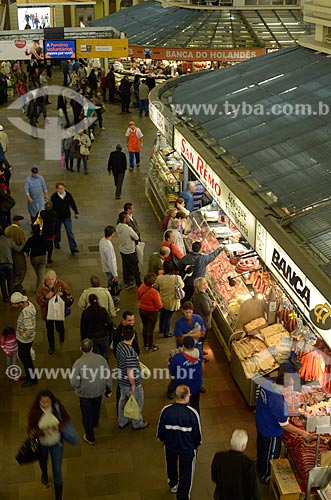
0, 74, 273, 500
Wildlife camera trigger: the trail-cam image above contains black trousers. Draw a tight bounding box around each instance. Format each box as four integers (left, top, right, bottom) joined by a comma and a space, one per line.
120, 251, 141, 286
189, 392, 200, 415
139, 308, 158, 348
79, 395, 102, 442
165, 448, 196, 500
46, 320, 65, 348
17, 340, 35, 381
256, 431, 282, 484
113, 171, 125, 198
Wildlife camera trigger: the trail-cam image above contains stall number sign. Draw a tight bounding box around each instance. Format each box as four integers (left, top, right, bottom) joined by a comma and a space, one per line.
174, 129, 256, 246
149, 101, 173, 144
256, 221, 331, 342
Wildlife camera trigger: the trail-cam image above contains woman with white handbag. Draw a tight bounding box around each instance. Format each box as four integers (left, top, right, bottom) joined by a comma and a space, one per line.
36, 270, 71, 355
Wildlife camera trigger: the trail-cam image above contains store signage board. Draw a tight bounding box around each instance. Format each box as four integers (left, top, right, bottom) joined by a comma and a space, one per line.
76, 39, 128, 59
129, 46, 266, 62
17, 0, 95, 5
174, 129, 256, 246
149, 100, 174, 145
0, 39, 44, 60
44, 40, 76, 59
256, 221, 331, 343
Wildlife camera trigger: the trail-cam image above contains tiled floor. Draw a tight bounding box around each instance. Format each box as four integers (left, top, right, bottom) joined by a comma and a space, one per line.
0, 71, 273, 500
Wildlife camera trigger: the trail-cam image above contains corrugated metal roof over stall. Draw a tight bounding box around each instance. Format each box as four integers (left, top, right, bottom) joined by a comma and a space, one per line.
170, 46, 331, 276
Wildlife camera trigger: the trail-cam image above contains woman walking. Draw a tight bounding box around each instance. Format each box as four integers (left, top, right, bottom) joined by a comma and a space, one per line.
80, 294, 113, 360
36, 270, 71, 355
28, 390, 70, 500
137, 273, 162, 351
155, 261, 184, 338
72, 129, 91, 175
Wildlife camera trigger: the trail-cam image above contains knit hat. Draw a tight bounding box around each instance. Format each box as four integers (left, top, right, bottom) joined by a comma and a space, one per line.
10, 292, 28, 303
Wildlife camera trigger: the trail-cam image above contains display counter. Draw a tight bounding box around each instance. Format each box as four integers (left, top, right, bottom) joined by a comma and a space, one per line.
146, 135, 183, 220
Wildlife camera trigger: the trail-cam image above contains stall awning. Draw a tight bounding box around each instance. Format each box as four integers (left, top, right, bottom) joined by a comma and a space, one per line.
167, 45, 331, 277
91, 1, 312, 49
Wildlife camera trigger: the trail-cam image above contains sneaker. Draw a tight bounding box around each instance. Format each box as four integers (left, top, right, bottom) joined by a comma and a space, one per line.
48, 346, 55, 355
170, 485, 178, 494
113, 297, 120, 304
118, 421, 130, 429
41, 473, 49, 485
149, 345, 159, 352
124, 283, 135, 290
54, 243, 60, 249
129, 168, 134, 172
163, 333, 173, 338
115, 307, 120, 313
136, 163, 140, 168
83, 434, 95, 445
133, 421, 149, 430
200, 386, 207, 393
143, 345, 149, 351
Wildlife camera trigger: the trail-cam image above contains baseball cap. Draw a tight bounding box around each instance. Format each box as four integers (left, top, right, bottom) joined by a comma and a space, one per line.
10, 292, 28, 304
0, 125, 3, 131
128, 121, 135, 125
183, 336, 195, 349
13, 215, 24, 222
31, 167, 38, 174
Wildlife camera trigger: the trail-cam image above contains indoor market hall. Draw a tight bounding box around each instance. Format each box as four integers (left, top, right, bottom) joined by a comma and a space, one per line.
0, 71, 273, 500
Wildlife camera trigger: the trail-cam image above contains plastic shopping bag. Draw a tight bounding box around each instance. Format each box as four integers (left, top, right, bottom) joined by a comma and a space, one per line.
60, 155, 65, 169
136, 241, 145, 267
139, 361, 151, 379
47, 295, 65, 321
123, 395, 140, 420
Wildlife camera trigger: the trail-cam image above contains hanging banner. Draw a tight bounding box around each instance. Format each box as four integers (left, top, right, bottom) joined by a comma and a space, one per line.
44, 40, 76, 59
76, 38, 128, 59
174, 129, 256, 246
128, 46, 266, 62
0, 39, 44, 60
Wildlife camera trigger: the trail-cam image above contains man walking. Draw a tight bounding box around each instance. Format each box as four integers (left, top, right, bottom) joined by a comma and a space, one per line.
70, 338, 113, 445
5, 215, 27, 293
108, 144, 127, 200
99, 225, 119, 292
157, 384, 201, 498
116, 326, 149, 430
50, 182, 79, 255
24, 167, 48, 224
125, 121, 143, 171
138, 79, 149, 117
116, 211, 141, 289
211, 429, 261, 500
78, 274, 117, 318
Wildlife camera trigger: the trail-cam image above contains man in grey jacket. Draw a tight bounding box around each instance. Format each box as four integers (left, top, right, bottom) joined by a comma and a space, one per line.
70, 338, 113, 444
116, 211, 142, 289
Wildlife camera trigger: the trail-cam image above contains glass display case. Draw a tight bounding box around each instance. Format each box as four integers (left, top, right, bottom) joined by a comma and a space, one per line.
185, 209, 254, 333
146, 134, 184, 219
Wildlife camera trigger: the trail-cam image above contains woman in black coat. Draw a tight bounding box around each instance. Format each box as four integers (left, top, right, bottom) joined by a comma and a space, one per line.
80, 294, 113, 360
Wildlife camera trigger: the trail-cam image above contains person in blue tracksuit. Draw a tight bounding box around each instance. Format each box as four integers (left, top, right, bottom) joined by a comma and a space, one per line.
157, 384, 201, 500
255, 377, 312, 484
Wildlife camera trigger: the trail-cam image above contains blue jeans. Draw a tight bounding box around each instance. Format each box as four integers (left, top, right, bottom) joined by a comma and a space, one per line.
39, 441, 63, 486
139, 99, 149, 116
55, 216, 78, 252
118, 385, 144, 429
0, 262, 14, 300
79, 395, 102, 442
129, 151, 140, 169
77, 156, 88, 173
159, 308, 175, 336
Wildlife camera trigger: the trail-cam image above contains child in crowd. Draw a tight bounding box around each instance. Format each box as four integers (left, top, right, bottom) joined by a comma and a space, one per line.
1, 326, 19, 380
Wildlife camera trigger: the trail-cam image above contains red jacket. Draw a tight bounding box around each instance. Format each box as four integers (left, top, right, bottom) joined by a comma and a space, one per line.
161, 241, 184, 261
137, 285, 163, 311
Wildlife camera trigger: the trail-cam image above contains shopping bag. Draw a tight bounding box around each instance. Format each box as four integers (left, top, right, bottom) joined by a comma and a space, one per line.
47, 295, 65, 321
123, 395, 140, 420
136, 241, 145, 267
60, 155, 65, 168
175, 275, 185, 300
16, 432, 40, 465
139, 361, 151, 379
61, 420, 80, 445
